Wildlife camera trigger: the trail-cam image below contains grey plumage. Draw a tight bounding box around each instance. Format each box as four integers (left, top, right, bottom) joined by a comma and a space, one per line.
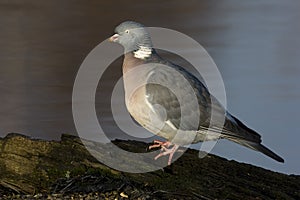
110, 21, 284, 163
114, 21, 152, 53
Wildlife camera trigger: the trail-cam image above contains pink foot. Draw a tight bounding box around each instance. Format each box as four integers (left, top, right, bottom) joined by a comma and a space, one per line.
149, 140, 179, 165
148, 140, 171, 150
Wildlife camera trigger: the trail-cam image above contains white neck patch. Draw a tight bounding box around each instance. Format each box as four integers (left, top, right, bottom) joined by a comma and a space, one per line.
133, 46, 152, 59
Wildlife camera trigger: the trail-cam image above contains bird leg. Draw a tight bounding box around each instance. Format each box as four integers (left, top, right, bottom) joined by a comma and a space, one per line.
149, 140, 179, 165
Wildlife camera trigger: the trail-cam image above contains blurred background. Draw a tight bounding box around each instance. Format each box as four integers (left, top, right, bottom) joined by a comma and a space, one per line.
0, 0, 299, 174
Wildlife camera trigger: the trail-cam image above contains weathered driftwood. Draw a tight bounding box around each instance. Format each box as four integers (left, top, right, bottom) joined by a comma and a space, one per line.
0, 133, 299, 199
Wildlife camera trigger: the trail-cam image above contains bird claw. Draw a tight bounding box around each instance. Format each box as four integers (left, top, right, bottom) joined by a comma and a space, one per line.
148, 140, 171, 150
149, 140, 179, 165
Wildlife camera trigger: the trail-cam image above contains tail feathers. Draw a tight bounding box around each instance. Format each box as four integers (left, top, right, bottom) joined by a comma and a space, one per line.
222, 114, 284, 163
252, 143, 284, 163
230, 139, 284, 163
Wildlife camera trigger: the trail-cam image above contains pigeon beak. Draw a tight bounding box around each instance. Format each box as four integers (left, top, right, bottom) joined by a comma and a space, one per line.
109, 34, 119, 42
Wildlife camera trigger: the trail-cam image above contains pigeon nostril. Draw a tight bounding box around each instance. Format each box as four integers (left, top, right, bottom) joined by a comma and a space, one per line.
109, 34, 119, 42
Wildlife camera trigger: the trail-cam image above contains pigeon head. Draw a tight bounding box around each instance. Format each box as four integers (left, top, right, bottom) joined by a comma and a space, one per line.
109, 21, 153, 59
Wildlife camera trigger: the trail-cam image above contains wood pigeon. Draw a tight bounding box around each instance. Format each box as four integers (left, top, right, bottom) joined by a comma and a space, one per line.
109, 21, 284, 165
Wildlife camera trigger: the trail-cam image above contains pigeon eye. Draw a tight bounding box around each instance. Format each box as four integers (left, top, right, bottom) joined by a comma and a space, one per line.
125, 30, 130, 33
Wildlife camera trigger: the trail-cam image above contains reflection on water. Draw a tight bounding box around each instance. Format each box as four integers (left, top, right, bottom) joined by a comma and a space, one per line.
0, 0, 299, 174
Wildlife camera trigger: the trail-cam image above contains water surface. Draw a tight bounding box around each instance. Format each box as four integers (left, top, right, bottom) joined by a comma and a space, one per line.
0, 0, 299, 174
